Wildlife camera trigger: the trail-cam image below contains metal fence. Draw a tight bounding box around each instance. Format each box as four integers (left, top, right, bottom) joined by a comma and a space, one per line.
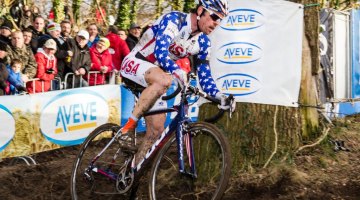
6, 71, 121, 95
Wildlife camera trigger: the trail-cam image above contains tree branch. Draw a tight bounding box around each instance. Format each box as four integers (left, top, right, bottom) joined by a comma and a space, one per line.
295, 127, 330, 154
95, 0, 108, 26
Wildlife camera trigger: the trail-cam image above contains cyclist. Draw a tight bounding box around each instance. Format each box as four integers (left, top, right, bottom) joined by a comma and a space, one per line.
120, 0, 234, 160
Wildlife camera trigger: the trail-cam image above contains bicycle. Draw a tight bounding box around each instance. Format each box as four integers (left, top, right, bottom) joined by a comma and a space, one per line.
70, 73, 234, 200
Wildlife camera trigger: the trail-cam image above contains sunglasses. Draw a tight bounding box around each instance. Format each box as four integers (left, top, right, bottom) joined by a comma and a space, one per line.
204, 8, 223, 23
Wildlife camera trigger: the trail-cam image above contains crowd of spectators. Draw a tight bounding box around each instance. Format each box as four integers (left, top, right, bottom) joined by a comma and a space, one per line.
0, 5, 191, 97
0, 5, 144, 96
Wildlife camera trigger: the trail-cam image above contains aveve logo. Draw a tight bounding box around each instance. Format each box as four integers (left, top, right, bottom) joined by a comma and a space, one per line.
217, 73, 262, 96
217, 42, 262, 64
221, 9, 265, 31
0, 105, 15, 152
40, 90, 109, 145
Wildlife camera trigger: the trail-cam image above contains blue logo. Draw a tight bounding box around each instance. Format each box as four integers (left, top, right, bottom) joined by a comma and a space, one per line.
40, 89, 109, 146
217, 73, 262, 96
221, 9, 265, 31
217, 42, 262, 64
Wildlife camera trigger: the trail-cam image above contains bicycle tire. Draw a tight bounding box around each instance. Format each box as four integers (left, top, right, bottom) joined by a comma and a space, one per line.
70, 123, 133, 200
148, 122, 231, 200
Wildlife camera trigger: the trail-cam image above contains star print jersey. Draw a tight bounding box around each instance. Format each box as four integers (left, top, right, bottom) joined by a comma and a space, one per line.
132, 11, 220, 97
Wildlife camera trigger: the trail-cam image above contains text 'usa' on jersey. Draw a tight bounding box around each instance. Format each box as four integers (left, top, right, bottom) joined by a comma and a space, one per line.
133, 11, 220, 97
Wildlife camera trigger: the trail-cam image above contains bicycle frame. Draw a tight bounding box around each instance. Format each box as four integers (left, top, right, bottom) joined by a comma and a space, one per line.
89, 87, 198, 182
134, 98, 196, 177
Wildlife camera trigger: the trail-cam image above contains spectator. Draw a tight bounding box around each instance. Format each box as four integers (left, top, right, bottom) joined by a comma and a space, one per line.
117, 29, 127, 40
88, 37, 112, 86
5, 31, 37, 82
87, 23, 100, 48
106, 25, 130, 71
6, 59, 25, 94
65, 30, 91, 88
0, 20, 13, 45
29, 16, 45, 53
126, 23, 141, 51
31, 6, 40, 18
0, 41, 8, 63
22, 28, 33, 47
64, 6, 74, 25
0, 41, 9, 95
60, 20, 72, 41
37, 23, 72, 81
27, 39, 57, 93
21, 5, 33, 29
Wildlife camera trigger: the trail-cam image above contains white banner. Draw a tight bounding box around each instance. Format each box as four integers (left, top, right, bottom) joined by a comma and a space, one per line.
0, 85, 120, 158
210, 0, 303, 107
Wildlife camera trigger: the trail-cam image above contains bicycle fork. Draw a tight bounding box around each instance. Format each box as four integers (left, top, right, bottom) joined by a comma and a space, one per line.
177, 121, 197, 179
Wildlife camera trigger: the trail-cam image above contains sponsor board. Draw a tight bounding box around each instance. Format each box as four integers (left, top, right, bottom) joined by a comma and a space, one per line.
40, 90, 110, 146
0, 105, 15, 152
221, 9, 265, 31
217, 73, 262, 96
216, 42, 262, 64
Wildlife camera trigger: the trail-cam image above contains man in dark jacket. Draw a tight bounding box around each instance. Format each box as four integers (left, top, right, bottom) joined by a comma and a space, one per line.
0, 20, 13, 45
64, 30, 91, 88
29, 16, 45, 53
125, 23, 141, 51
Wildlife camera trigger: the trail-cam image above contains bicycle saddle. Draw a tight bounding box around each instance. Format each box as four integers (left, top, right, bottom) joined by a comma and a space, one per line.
122, 77, 145, 96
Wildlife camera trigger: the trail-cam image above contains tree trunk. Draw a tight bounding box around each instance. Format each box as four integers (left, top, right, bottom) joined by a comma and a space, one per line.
198, 0, 320, 171
155, 0, 164, 19
171, 0, 183, 11
116, 0, 131, 29
53, 0, 65, 23
183, 0, 196, 13
130, 0, 139, 24
72, 0, 81, 24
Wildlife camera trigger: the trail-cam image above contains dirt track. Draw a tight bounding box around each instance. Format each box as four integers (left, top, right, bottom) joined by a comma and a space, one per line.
0, 117, 359, 200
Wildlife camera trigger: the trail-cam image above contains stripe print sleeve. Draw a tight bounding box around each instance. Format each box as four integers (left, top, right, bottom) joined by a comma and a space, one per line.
154, 12, 181, 74
197, 34, 220, 97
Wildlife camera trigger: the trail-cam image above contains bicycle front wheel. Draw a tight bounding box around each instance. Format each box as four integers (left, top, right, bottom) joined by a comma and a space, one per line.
70, 123, 133, 200
149, 122, 231, 200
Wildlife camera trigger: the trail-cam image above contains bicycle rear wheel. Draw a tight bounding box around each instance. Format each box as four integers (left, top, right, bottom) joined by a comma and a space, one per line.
149, 122, 231, 200
70, 123, 134, 200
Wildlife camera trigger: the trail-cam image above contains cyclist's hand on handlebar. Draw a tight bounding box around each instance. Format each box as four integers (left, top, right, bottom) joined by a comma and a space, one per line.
216, 93, 236, 112
172, 69, 188, 87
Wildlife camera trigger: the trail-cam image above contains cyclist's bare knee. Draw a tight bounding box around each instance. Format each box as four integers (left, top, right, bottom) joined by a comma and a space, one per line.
145, 68, 172, 90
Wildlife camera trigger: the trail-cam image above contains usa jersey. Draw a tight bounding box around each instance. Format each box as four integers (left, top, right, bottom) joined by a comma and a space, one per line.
132, 11, 220, 97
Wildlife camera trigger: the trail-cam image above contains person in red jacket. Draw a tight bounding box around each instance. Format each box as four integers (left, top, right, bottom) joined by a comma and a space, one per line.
87, 37, 112, 86
106, 25, 130, 71
27, 39, 57, 93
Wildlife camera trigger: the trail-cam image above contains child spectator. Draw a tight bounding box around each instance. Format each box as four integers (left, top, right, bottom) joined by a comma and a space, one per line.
6, 59, 25, 94
87, 37, 112, 86
27, 39, 57, 93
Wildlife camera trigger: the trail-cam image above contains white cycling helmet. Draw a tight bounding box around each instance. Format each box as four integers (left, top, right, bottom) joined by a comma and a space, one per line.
198, 0, 229, 17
